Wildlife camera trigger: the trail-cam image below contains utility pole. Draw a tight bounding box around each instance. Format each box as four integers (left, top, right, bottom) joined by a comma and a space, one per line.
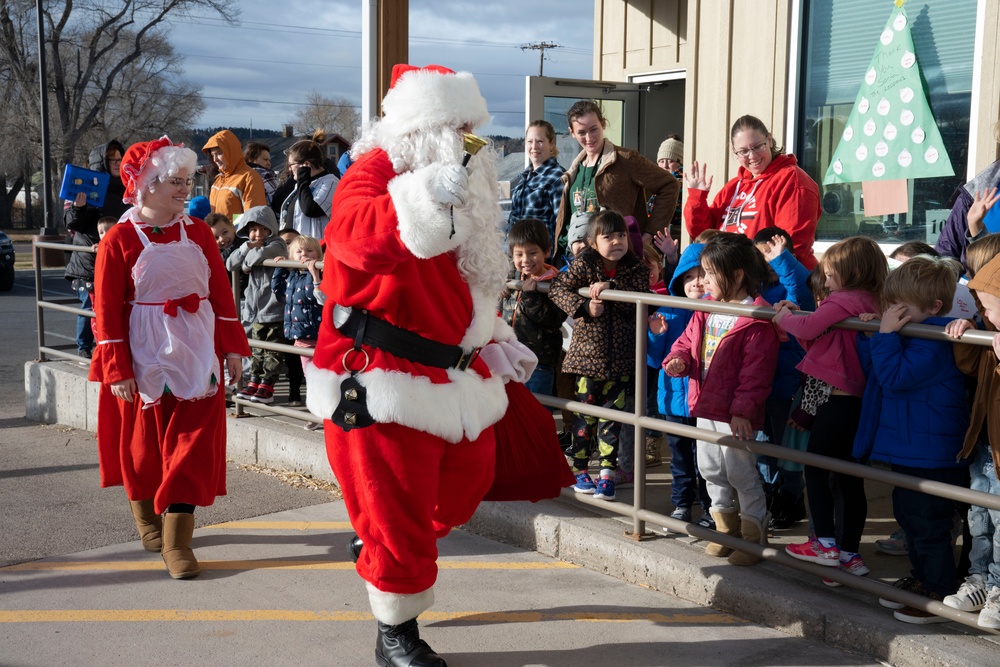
520, 41, 560, 77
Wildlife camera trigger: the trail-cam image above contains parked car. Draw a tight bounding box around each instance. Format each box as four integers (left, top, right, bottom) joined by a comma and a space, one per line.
0, 230, 15, 291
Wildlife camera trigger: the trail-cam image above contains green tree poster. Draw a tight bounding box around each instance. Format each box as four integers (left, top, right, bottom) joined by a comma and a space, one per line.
823, 1, 954, 185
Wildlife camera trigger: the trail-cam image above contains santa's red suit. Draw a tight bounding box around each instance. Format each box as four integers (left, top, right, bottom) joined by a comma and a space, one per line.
90, 209, 250, 513
306, 66, 534, 627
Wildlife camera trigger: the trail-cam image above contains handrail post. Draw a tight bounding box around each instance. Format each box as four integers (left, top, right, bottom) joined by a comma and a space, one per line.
33, 240, 47, 361
631, 296, 647, 538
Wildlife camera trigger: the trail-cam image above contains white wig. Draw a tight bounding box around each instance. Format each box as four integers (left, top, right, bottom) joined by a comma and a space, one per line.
134, 146, 198, 205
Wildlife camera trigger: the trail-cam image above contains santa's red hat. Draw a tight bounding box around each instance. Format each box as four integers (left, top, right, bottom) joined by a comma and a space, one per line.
380, 64, 490, 136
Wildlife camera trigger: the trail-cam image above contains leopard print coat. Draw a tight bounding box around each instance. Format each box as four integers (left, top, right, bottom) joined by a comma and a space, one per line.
549, 246, 650, 380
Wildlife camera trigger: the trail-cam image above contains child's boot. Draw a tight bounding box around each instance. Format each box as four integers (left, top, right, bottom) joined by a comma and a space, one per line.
251, 377, 275, 404
236, 376, 260, 400
705, 509, 739, 557
728, 515, 766, 566
162, 512, 200, 579
129, 498, 162, 552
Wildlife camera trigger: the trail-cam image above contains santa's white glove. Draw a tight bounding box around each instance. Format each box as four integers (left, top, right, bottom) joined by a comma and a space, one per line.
430, 164, 469, 208
477, 339, 538, 384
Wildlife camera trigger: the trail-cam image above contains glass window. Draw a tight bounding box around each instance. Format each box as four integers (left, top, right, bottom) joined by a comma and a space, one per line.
798, 0, 975, 243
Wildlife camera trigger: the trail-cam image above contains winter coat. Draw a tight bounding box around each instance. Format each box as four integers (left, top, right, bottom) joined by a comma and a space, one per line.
202, 130, 267, 218
853, 317, 970, 468
935, 159, 1000, 267
508, 157, 565, 247
647, 243, 705, 417
549, 245, 650, 380
760, 249, 811, 401
225, 206, 286, 324
498, 263, 565, 367
554, 139, 679, 244
271, 267, 325, 341
665, 295, 779, 429
776, 289, 880, 396
960, 255, 1000, 477
685, 153, 821, 270
278, 170, 339, 239
64, 139, 128, 282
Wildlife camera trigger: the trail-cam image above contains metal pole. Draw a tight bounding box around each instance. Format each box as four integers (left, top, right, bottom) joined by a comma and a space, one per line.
34, 241, 46, 361
361, 0, 379, 123
35, 0, 54, 231
631, 298, 647, 538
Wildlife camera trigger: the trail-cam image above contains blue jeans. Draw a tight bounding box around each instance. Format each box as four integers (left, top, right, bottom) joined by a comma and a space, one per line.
76, 287, 94, 353
665, 414, 710, 512
893, 463, 968, 597
524, 363, 555, 397
968, 444, 1000, 589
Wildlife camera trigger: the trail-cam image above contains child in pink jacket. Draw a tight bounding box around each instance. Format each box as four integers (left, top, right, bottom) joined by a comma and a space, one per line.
665, 233, 779, 565
774, 236, 887, 579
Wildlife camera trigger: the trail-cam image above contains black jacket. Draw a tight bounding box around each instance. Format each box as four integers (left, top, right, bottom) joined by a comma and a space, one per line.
64, 140, 128, 282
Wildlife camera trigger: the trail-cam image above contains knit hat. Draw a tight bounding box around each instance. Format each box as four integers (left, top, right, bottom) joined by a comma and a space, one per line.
967, 253, 1000, 298
657, 137, 683, 163
380, 64, 490, 137
567, 211, 592, 246
186, 196, 211, 220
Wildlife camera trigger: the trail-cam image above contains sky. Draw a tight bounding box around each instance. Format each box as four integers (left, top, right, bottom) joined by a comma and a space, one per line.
165, 0, 595, 138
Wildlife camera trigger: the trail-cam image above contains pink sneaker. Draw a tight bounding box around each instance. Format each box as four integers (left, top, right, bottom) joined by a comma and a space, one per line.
785, 539, 840, 566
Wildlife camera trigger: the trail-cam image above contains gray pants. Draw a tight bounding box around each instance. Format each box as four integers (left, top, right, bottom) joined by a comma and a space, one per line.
696, 418, 767, 523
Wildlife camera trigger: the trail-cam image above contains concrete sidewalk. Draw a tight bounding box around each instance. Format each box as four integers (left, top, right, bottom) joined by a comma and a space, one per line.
22, 359, 1000, 666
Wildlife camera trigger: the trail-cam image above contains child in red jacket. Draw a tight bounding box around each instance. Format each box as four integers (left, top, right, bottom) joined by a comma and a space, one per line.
665, 233, 779, 565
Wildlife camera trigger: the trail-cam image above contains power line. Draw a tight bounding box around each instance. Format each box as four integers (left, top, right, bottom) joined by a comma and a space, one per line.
520, 42, 561, 76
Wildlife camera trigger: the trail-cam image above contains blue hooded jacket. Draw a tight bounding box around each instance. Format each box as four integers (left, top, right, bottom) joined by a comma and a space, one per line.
647, 243, 704, 417
760, 248, 811, 402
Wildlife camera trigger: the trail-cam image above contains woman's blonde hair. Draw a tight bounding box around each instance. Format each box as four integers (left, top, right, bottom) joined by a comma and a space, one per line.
822, 236, 887, 294
881, 255, 958, 313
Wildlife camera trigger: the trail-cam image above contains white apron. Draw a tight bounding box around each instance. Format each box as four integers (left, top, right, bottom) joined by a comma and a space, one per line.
128, 217, 219, 406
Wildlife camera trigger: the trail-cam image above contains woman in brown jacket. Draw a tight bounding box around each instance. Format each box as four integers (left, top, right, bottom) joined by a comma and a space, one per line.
554, 100, 679, 257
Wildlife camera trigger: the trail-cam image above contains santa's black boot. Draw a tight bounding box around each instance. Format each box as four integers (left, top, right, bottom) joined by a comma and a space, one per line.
348, 534, 363, 563
375, 618, 447, 667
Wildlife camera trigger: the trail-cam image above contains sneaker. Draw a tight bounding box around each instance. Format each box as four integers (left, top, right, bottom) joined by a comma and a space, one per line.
875, 528, 908, 556
944, 574, 988, 612
251, 379, 275, 404
895, 591, 949, 625
695, 513, 716, 530
670, 507, 692, 523
824, 554, 871, 587
303, 421, 323, 431
879, 576, 923, 609
785, 539, 840, 567
978, 587, 1000, 629
594, 476, 616, 501
573, 472, 596, 494
236, 378, 260, 400
613, 468, 634, 489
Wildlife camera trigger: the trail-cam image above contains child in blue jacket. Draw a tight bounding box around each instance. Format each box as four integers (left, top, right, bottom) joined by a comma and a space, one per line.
753, 227, 812, 529
647, 242, 713, 527
855, 256, 970, 624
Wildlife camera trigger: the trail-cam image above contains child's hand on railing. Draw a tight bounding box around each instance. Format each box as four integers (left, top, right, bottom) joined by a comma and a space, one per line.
945, 318, 975, 338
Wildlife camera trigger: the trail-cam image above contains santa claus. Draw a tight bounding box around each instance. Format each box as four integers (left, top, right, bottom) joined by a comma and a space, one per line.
307, 65, 535, 666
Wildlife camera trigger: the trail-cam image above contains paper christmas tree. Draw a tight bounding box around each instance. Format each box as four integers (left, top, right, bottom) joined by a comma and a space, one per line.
823, 1, 954, 185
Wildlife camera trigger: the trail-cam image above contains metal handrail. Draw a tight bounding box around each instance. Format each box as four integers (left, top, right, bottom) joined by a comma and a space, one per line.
33, 238, 998, 630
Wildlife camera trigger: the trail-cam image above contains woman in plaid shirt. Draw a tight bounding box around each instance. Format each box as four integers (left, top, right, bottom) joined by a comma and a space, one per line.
508, 120, 565, 257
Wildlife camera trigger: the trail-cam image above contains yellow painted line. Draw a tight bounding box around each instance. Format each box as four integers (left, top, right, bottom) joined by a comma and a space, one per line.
204, 521, 353, 530
0, 609, 744, 625
2, 560, 580, 573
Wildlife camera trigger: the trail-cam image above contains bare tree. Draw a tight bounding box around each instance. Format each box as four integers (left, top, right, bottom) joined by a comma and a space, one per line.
0, 0, 234, 225
291, 91, 361, 142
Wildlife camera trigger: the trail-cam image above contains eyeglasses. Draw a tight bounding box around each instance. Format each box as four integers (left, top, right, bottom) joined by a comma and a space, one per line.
165, 177, 195, 188
733, 142, 769, 159
107, 157, 122, 164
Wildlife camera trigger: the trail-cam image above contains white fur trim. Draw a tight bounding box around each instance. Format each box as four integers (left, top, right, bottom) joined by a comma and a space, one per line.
459, 290, 502, 351
367, 583, 435, 625
381, 70, 490, 138
305, 364, 508, 444
389, 166, 460, 260
491, 316, 517, 344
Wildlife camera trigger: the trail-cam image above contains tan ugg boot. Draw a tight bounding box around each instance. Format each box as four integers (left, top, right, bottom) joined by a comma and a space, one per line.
705, 509, 740, 557
129, 499, 162, 552
162, 513, 200, 579
728, 515, 766, 566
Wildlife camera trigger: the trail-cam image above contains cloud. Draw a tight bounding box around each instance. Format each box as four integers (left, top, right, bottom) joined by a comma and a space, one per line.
167, 0, 592, 137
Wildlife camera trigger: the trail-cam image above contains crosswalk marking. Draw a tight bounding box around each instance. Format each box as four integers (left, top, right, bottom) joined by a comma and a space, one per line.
0, 609, 745, 625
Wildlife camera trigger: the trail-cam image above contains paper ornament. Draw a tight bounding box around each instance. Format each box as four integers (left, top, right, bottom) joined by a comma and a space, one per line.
823, 2, 954, 185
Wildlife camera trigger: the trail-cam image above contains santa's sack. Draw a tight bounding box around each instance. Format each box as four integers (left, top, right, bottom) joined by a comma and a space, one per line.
483, 380, 576, 502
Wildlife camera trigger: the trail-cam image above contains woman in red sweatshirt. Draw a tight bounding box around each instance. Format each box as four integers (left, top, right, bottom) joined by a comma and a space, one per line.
685, 115, 821, 270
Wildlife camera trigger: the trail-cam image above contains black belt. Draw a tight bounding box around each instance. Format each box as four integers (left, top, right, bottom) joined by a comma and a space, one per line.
333, 305, 480, 371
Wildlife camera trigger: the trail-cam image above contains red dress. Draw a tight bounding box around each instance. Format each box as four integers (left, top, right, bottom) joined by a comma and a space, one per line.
89, 212, 250, 513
